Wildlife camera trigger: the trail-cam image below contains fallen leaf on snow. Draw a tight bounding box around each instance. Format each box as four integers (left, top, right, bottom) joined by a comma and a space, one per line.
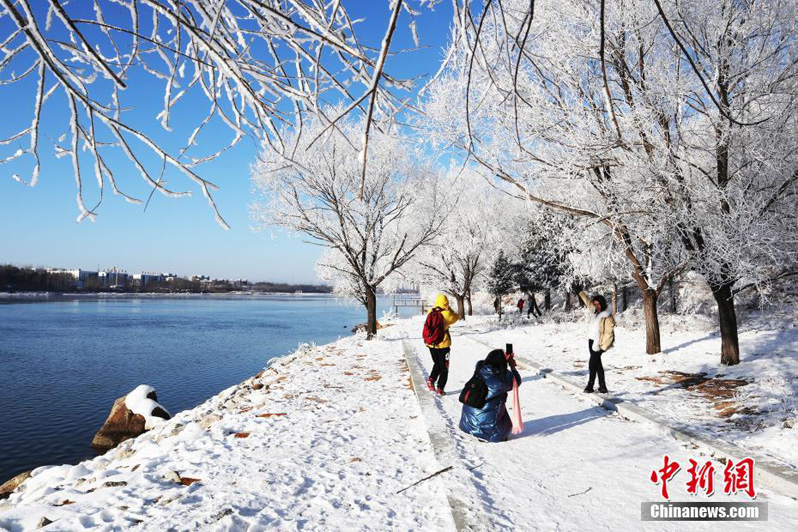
305, 396, 328, 403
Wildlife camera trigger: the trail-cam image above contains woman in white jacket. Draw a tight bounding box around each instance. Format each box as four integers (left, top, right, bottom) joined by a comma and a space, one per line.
579, 291, 614, 394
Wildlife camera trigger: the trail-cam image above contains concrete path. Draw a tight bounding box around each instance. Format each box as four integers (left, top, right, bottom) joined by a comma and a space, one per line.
403, 333, 798, 531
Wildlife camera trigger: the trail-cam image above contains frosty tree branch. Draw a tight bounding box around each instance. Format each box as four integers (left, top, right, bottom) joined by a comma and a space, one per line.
0, 0, 427, 225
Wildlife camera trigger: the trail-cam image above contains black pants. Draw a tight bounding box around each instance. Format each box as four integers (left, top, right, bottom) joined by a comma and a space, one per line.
428, 347, 450, 390
527, 297, 542, 317
587, 340, 606, 389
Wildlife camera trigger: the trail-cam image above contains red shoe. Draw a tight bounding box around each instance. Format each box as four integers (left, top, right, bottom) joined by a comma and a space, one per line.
426, 378, 435, 391
436, 388, 445, 396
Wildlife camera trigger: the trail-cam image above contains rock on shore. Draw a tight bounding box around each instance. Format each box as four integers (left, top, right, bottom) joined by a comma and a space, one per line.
0, 472, 31, 501
92, 385, 170, 450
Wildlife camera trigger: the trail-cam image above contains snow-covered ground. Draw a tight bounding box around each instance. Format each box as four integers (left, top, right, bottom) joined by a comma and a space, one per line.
1, 310, 797, 530
0, 337, 452, 531
463, 306, 798, 472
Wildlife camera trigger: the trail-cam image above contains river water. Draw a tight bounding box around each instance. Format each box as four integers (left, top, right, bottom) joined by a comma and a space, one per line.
0, 294, 407, 483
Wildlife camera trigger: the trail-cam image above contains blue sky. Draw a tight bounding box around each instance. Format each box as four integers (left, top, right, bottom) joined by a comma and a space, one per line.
0, 2, 454, 283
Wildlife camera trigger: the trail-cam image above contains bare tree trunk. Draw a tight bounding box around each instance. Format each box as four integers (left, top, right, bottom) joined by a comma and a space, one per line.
544, 289, 551, 311
564, 290, 572, 311
711, 282, 740, 365
365, 286, 378, 340
466, 291, 473, 316
612, 283, 618, 315
641, 289, 661, 354
622, 285, 628, 311
711, 65, 739, 366
455, 293, 466, 320
669, 277, 677, 314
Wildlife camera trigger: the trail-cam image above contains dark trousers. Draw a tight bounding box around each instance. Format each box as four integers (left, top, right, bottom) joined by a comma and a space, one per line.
527, 296, 542, 317
428, 347, 450, 390
587, 340, 606, 389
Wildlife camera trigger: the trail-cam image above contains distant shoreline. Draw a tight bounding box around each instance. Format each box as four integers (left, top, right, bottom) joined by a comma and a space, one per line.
0, 291, 340, 300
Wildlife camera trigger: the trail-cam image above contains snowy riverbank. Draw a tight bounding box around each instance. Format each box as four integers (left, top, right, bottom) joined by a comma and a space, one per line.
1, 311, 797, 530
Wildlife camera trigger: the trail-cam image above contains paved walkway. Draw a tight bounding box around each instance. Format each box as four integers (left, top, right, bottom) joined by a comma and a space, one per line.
403, 330, 798, 531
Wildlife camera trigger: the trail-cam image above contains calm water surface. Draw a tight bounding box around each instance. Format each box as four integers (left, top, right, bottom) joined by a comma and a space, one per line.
0, 294, 404, 483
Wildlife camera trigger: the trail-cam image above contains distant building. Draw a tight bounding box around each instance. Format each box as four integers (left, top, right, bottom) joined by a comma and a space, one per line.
132, 271, 165, 288
98, 267, 128, 288
46, 268, 98, 289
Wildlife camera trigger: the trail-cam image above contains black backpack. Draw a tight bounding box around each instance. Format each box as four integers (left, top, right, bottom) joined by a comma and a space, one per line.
459, 364, 489, 408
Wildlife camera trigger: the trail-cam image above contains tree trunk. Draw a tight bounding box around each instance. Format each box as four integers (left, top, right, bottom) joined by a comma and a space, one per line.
622, 285, 628, 312
455, 293, 466, 320
641, 289, 661, 354
466, 291, 473, 316
711, 282, 740, 365
612, 283, 618, 315
564, 290, 572, 311
669, 277, 677, 314
711, 64, 739, 366
544, 289, 551, 311
365, 286, 378, 340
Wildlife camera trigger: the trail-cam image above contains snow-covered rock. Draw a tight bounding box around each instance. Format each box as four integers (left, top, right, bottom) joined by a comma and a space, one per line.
0, 471, 31, 500
91, 386, 170, 450
124, 385, 171, 429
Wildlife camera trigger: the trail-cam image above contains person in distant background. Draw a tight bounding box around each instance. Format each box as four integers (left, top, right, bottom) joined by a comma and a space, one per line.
527, 294, 542, 318
579, 291, 615, 394
423, 294, 460, 396
459, 349, 521, 442
517, 297, 525, 315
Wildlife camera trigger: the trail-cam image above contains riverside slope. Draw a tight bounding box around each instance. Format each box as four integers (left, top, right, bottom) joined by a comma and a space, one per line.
2, 314, 798, 530
0, 337, 452, 530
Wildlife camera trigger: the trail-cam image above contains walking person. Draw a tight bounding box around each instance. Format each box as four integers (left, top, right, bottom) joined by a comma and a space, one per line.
423, 294, 460, 396
527, 293, 542, 318
459, 349, 522, 442
517, 297, 525, 315
579, 291, 615, 394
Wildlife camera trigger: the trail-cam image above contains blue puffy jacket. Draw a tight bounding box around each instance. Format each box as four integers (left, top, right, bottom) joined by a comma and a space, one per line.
459, 362, 521, 442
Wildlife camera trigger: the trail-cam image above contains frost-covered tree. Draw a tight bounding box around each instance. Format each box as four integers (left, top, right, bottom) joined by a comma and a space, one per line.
428, 0, 798, 364
0, 0, 435, 225
487, 250, 516, 319
513, 211, 576, 312
251, 114, 444, 338
422, 0, 690, 354
406, 169, 510, 318
645, 0, 798, 365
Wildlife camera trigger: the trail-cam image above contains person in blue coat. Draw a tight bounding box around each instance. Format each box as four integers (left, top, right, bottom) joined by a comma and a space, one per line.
459, 349, 522, 442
